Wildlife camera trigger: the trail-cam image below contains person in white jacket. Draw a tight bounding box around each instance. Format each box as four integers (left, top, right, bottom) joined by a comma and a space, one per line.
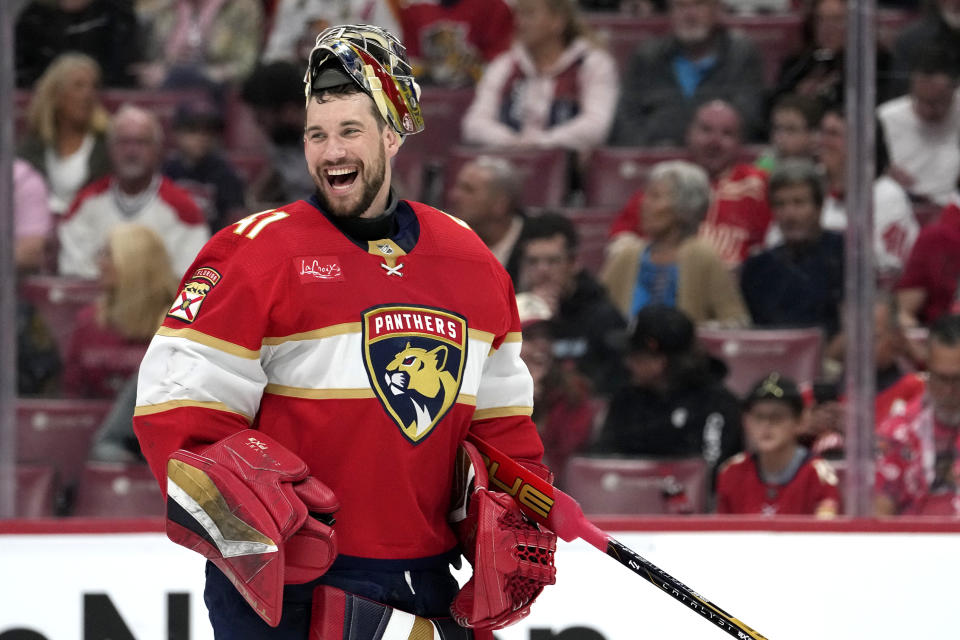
461, 0, 619, 157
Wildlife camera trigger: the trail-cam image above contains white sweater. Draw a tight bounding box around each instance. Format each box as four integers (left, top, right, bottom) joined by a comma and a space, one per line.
462, 38, 620, 154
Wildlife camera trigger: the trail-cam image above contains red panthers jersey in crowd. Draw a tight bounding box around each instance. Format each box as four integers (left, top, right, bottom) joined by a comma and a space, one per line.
608, 164, 772, 267
715, 452, 841, 516
133, 197, 545, 562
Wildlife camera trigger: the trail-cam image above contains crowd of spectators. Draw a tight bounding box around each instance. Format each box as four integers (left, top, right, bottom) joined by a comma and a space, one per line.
8, 0, 960, 518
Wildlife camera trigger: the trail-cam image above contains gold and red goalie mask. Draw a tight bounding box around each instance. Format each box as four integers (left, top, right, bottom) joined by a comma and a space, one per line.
304, 24, 425, 137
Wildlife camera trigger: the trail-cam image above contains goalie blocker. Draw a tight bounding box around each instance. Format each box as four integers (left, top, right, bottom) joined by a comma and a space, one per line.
165, 430, 339, 627
448, 440, 557, 630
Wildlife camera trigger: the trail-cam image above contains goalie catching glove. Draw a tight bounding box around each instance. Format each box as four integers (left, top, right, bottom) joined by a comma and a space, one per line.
165, 430, 338, 627
449, 440, 557, 630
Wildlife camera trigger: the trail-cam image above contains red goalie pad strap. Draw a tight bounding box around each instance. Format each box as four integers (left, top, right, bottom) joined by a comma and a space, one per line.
450, 442, 557, 630
165, 430, 338, 627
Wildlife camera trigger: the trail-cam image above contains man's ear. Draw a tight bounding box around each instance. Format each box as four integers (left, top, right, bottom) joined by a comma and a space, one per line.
384, 127, 401, 160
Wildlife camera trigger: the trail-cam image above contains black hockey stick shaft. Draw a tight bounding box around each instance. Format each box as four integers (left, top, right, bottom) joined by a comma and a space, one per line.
467, 434, 770, 640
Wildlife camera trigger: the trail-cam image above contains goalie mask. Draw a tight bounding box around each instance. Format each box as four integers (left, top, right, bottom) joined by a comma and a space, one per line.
304, 24, 425, 136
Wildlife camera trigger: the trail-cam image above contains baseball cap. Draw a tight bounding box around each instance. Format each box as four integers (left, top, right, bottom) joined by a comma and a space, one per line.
628, 305, 694, 356
743, 372, 804, 416
516, 292, 554, 332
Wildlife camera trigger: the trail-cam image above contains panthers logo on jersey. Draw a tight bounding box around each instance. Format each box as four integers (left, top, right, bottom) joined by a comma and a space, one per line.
362, 304, 467, 444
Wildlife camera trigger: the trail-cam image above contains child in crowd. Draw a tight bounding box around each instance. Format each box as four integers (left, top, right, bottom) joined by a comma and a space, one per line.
715, 372, 841, 517
755, 93, 821, 173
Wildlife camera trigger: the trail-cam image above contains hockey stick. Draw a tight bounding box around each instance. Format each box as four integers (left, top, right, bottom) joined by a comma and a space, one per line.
466, 434, 770, 640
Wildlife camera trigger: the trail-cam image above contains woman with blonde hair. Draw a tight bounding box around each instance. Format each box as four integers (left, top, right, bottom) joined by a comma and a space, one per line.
63, 224, 179, 398
18, 53, 112, 214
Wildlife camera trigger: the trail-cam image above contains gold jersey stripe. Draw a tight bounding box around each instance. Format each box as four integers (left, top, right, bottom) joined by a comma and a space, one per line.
264, 384, 375, 400
456, 393, 477, 406
264, 385, 480, 407
472, 406, 533, 421
468, 328, 495, 344
156, 327, 260, 359
163, 324, 497, 350
262, 323, 362, 345
134, 399, 253, 423
501, 331, 522, 344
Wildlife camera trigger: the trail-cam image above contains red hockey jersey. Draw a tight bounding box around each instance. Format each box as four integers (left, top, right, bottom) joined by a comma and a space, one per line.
715, 452, 841, 517
133, 198, 545, 562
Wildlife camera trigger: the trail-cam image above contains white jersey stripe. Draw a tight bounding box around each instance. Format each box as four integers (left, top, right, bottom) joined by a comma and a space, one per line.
474, 340, 534, 412
137, 327, 526, 418
136, 334, 267, 419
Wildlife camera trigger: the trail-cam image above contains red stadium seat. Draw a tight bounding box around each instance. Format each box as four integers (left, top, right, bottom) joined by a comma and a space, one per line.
564, 456, 708, 515
16, 398, 113, 491
557, 207, 619, 274
18, 275, 102, 361
697, 327, 824, 397
16, 464, 58, 518
584, 146, 687, 208
401, 87, 475, 160
71, 462, 164, 518
226, 150, 270, 185
223, 91, 272, 152
441, 146, 571, 210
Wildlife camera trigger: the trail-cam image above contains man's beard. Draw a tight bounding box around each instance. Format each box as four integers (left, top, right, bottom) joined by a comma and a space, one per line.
314, 144, 386, 219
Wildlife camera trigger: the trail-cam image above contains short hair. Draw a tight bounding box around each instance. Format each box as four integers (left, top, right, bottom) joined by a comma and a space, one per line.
470, 155, 524, 214
768, 158, 825, 209
518, 212, 579, 256
647, 160, 712, 235
911, 45, 960, 82
930, 314, 960, 347
690, 99, 743, 139
771, 93, 823, 129
308, 82, 385, 131
108, 104, 164, 147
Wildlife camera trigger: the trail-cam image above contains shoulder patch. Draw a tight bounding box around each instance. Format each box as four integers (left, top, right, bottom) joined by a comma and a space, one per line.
167, 267, 222, 323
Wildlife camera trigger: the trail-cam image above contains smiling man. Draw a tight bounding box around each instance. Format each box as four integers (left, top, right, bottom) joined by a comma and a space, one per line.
133, 24, 556, 640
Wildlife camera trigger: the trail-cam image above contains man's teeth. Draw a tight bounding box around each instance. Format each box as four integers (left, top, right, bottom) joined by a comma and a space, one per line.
327, 167, 355, 175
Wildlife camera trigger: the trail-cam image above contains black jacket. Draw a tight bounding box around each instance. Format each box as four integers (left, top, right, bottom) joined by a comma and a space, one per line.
550, 270, 628, 395
591, 354, 744, 483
